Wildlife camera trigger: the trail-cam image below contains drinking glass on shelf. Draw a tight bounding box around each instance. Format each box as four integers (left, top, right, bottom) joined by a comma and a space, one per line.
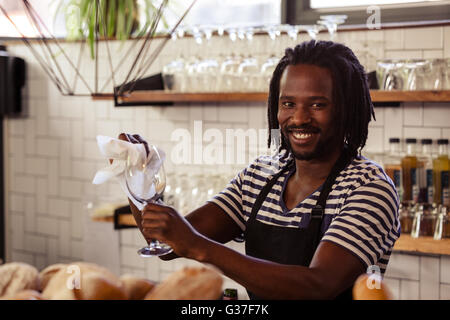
402, 59, 429, 91
237, 25, 260, 92
424, 59, 447, 90
124, 145, 173, 257
162, 58, 185, 92
219, 54, 241, 92
300, 25, 323, 41
318, 15, 347, 41
376, 59, 404, 90
237, 55, 260, 92
259, 55, 278, 92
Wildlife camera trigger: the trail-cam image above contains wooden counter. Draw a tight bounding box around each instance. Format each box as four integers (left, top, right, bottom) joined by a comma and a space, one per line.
393, 234, 450, 256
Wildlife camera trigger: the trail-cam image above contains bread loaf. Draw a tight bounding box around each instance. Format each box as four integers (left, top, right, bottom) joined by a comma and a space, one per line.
352, 273, 393, 300
145, 266, 223, 300
120, 274, 156, 300
42, 262, 127, 300
0, 263, 40, 299
7, 290, 44, 300
39, 263, 67, 291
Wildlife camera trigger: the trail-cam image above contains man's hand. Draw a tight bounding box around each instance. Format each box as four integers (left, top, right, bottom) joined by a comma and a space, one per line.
141, 202, 207, 261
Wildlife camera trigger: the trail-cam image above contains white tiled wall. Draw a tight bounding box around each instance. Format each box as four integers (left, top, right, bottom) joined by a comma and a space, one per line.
3, 25, 450, 299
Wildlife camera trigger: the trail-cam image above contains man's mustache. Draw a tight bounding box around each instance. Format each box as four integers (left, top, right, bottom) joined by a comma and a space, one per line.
283, 125, 320, 134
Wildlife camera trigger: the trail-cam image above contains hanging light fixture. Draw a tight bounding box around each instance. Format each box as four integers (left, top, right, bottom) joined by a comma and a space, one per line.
0, 0, 197, 100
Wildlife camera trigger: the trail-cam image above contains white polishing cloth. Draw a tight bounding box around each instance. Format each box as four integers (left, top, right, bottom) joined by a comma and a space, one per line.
92, 135, 165, 211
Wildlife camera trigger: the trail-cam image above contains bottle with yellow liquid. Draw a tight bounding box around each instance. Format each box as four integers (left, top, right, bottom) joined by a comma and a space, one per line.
384, 138, 403, 201
433, 139, 449, 206
417, 139, 434, 204
402, 138, 419, 203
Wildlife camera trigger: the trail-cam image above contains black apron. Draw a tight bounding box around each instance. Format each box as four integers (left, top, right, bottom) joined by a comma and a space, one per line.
244, 149, 353, 300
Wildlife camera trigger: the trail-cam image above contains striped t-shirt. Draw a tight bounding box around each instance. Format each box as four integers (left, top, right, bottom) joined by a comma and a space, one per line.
208, 150, 401, 274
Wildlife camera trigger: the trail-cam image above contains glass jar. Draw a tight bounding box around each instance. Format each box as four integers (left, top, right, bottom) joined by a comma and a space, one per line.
411, 203, 437, 238
434, 205, 450, 240
400, 201, 415, 234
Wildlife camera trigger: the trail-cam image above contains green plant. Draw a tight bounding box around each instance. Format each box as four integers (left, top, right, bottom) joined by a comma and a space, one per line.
53, 0, 169, 58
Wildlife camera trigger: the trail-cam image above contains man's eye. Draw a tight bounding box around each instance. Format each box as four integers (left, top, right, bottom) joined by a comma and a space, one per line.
311, 103, 326, 108
281, 101, 294, 108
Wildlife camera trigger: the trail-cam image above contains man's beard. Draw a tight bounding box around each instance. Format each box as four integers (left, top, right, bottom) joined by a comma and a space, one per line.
281, 127, 339, 161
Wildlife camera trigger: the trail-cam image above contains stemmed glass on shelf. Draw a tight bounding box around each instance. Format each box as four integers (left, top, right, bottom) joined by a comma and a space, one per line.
317, 15, 347, 41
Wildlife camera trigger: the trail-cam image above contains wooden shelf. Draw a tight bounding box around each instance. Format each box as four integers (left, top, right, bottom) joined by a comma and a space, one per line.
92, 90, 450, 104
393, 234, 450, 256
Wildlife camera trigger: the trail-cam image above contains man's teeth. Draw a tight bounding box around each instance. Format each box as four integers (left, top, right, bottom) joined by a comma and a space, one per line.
292, 132, 313, 139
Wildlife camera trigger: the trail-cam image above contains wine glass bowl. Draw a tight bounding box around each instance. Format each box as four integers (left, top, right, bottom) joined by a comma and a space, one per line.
124, 144, 173, 257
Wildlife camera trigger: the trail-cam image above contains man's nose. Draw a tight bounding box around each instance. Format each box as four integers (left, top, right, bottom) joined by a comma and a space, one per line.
291, 106, 312, 124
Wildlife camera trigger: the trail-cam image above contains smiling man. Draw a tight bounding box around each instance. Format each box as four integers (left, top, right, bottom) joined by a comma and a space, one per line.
123, 40, 401, 300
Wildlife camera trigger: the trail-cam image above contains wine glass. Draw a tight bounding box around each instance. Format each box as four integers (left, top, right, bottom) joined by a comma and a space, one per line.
124, 145, 173, 257
318, 15, 347, 41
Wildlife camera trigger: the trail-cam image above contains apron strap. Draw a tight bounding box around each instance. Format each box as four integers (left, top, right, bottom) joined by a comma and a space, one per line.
246, 148, 351, 244
245, 160, 294, 236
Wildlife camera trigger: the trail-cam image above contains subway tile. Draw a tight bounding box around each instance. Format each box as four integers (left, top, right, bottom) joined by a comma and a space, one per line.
48, 119, 72, 138
384, 29, 404, 50
24, 196, 36, 233
384, 50, 423, 60
383, 277, 400, 300
95, 119, 122, 138
9, 214, 25, 250
405, 27, 443, 50
423, 103, 450, 127
8, 137, 25, 156
24, 119, 36, 155
109, 107, 135, 120
365, 127, 384, 153
71, 120, 84, 158
47, 159, 59, 197
120, 245, 145, 269
441, 284, 450, 300
9, 194, 25, 213
11, 176, 36, 194
384, 253, 419, 280
25, 157, 48, 176
403, 103, 423, 126
35, 255, 48, 271
218, 104, 248, 123
8, 119, 25, 136
36, 138, 59, 157
24, 234, 47, 255
46, 238, 58, 265
384, 107, 403, 151
400, 280, 420, 300
71, 160, 97, 181
48, 198, 71, 219
70, 240, 84, 260
441, 256, 450, 284
10, 251, 35, 266
36, 178, 48, 215
59, 141, 72, 178
70, 201, 84, 240
423, 50, 444, 59
161, 106, 190, 122
37, 216, 59, 237
420, 256, 440, 300
444, 26, 450, 58
443, 129, 450, 140
60, 179, 83, 200
403, 127, 441, 142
